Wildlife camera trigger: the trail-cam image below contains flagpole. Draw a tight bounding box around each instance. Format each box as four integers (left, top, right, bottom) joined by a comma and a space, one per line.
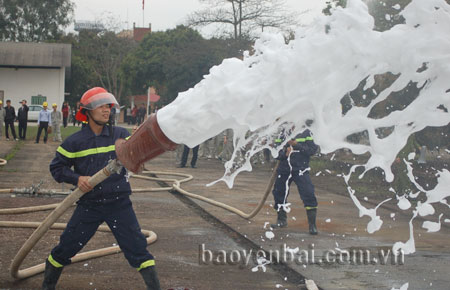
147, 87, 150, 118
142, 0, 145, 27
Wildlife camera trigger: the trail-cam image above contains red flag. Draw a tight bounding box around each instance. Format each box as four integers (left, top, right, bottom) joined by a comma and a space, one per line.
142, 0, 144, 10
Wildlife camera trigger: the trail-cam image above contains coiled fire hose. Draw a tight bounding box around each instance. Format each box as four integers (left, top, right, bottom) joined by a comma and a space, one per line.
0, 158, 7, 166
0, 157, 279, 280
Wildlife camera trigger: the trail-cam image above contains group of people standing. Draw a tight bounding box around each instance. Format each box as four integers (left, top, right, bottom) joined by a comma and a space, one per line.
176, 128, 271, 168
175, 129, 234, 168
126, 104, 147, 126
0, 99, 28, 141
0, 99, 70, 143
35, 101, 65, 144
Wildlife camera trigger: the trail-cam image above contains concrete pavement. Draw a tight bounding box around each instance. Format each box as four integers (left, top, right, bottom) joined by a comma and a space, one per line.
0, 137, 448, 289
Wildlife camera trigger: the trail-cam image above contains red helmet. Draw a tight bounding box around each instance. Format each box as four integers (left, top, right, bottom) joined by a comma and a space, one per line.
75, 87, 119, 122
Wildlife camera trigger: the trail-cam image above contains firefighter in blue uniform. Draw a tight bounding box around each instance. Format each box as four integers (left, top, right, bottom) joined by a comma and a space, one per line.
42, 87, 161, 290
271, 127, 319, 235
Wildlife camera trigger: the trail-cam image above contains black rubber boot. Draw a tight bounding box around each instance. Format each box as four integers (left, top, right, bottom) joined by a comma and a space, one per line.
139, 266, 162, 290
271, 210, 287, 228
306, 208, 318, 235
42, 259, 63, 290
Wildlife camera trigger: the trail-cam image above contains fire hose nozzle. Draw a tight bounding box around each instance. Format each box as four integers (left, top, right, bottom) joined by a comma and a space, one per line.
115, 113, 178, 173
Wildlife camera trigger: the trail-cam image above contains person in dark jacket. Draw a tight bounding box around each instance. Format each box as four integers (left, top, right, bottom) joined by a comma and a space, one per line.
17, 99, 29, 140
271, 127, 319, 235
0, 100, 5, 140
42, 87, 161, 290
4, 99, 18, 141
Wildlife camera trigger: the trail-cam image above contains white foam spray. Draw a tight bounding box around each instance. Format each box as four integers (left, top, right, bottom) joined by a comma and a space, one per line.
157, 0, 450, 254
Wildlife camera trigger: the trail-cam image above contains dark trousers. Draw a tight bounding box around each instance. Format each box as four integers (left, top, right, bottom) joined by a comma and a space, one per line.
5, 119, 17, 139
36, 121, 49, 143
18, 120, 27, 139
181, 145, 199, 167
272, 170, 317, 211
51, 197, 153, 268
63, 117, 68, 128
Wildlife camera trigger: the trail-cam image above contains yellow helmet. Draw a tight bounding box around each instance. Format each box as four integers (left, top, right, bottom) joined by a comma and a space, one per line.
43, 101, 48, 107
52, 103, 57, 107
0, 100, 2, 104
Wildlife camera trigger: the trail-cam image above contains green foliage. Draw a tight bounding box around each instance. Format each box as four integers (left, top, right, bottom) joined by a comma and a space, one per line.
3, 138, 23, 161
324, 0, 450, 31
365, 0, 411, 31
0, 0, 74, 42
76, 30, 137, 104
389, 135, 421, 194
64, 54, 96, 106
57, 30, 136, 106
415, 126, 450, 149
122, 26, 249, 105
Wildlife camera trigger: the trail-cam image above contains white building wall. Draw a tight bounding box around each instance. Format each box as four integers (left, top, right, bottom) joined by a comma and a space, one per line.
0, 67, 65, 107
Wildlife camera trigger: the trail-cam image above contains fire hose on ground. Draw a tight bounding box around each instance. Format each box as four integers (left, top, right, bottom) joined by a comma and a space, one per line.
0, 115, 279, 280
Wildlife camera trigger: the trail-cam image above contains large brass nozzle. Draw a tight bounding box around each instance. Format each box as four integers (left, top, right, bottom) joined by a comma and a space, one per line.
115, 113, 178, 173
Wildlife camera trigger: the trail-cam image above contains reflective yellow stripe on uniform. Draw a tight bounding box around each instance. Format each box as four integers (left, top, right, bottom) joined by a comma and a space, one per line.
125, 136, 131, 140
296, 136, 313, 142
48, 254, 64, 268
57, 145, 116, 158
137, 259, 155, 271
275, 139, 282, 143
305, 206, 318, 210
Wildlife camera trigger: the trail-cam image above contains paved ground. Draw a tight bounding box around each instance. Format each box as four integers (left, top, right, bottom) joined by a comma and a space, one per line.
0, 135, 449, 290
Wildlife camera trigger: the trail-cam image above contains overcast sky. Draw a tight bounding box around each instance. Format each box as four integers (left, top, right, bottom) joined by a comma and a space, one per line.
69, 0, 328, 33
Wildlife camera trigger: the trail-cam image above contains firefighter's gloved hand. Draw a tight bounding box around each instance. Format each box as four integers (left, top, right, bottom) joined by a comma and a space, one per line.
78, 176, 93, 193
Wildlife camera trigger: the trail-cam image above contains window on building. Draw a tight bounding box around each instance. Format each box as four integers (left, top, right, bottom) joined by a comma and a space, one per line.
32, 94, 47, 105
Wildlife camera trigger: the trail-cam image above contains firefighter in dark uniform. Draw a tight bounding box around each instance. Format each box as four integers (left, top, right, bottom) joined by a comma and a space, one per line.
42, 87, 161, 290
271, 127, 319, 235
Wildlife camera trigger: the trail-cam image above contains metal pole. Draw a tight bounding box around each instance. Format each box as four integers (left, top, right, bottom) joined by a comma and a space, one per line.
147, 87, 150, 118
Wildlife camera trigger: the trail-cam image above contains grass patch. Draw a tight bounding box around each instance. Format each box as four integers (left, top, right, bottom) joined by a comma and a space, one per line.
2, 124, 130, 141
1, 124, 82, 141
3, 140, 23, 161
0, 125, 81, 167
27, 125, 82, 141
1, 124, 130, 167
0, 139, 24, 171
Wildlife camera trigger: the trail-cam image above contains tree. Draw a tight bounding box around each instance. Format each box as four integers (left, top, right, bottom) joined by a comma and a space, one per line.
75, 30, 137, 103
122, 26, 247, 105
324, 0, 450, 31
57, 30, 136, 106
0, 0, 74, 42
186, 0, 300, 40
64, 54, 97, 106
364, 0, 410, 32
336, 1, 450, 156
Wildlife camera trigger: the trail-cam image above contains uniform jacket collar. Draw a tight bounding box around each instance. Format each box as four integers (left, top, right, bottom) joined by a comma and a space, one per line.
82, 124, 110, 137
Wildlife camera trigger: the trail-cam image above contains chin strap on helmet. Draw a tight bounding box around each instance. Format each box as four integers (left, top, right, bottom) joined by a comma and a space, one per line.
85, 110, 115, 141
108, 111, 114, 138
